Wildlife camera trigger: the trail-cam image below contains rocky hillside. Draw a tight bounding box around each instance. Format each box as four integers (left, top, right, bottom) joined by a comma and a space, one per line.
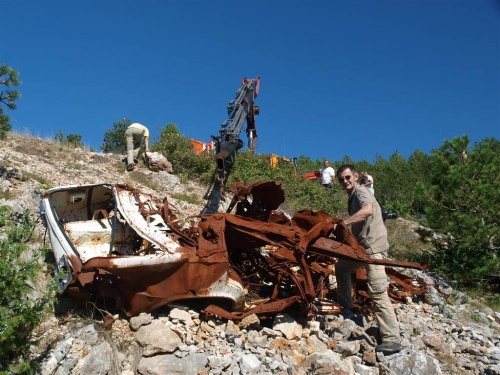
1, 132, 499, 375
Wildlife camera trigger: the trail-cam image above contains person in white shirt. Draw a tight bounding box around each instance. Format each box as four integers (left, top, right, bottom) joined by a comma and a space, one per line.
320, 159, 335, 188
361, 171, 374, 195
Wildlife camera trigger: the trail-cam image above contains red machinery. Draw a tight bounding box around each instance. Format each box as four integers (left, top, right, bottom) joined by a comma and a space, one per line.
303, 171, 321, 180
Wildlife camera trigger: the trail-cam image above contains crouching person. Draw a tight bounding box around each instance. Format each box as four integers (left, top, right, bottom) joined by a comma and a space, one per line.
124, 123, 149, 172
335, 163, 402, 355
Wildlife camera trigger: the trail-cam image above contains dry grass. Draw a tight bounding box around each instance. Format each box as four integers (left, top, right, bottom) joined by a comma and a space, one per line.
386, 218, 435, 262
127, 172, 158, 191
22, 171, 52, 189
9, 132, 83, 166
171, 192, 202, 205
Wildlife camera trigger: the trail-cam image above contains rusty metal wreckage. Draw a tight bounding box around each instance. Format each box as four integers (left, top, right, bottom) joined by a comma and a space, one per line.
41, 180, 428, 320
202, 180, 427, 320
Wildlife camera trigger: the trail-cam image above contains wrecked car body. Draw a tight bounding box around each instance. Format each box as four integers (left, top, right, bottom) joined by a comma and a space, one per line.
41, 181, 426, 318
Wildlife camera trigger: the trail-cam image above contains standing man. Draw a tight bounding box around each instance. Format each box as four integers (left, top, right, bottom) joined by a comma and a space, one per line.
125, 123, 149, 172
361, 171, 375, 195
335, 164, 402, 355
320, 159, 335, 188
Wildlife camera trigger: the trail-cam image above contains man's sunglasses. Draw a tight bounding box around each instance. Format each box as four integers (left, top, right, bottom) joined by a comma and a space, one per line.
338, 175, 352, 182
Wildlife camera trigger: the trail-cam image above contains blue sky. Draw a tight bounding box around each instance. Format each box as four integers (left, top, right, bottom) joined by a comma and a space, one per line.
1, 0, 498, 163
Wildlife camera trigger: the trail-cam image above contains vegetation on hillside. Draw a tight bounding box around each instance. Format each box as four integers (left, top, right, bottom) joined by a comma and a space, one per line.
151, 123, 214, 184
53, 130, 85, 148
228, 150, 346, 217
101, 117, 131, 153
416, 135, 500, 287
0, 65, 21, 139
99, 118, 499, 290
0, 207, 56, 373
145, 124, 499, 291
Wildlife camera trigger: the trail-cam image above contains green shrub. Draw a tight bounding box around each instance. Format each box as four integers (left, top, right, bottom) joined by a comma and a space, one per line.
152, 123, 215, 184
101, 118, 131, 153
53, 130, 84, 148
229, 151, 346, 218
0, 207, 55, 371
417, 136, 500, 286
0, 65, 21, 140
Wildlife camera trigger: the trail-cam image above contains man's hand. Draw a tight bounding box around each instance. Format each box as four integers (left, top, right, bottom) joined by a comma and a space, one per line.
333, 219, 346, 231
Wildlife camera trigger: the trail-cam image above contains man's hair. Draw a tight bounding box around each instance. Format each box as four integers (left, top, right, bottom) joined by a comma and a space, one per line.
337, 164, 356, 175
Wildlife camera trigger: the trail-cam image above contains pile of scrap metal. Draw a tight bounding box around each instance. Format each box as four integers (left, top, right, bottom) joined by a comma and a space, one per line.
41, 181, 427, 319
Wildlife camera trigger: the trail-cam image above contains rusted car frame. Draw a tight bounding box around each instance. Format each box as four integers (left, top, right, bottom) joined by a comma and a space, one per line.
41, 181, 426, 318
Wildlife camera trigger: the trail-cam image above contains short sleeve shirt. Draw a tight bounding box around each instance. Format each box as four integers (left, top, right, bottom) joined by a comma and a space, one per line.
348, 186, 388, 253
320, 167, 335, 185
365, 174, 374, 194
129, 123, 149, 137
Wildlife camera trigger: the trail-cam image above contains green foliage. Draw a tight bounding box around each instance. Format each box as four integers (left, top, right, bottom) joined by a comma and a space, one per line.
171, 192, 201, 205
149, 124, 498, 289
0, 65, 21, 139
65, 133, 83, 147
22, 171, 51, 189
417, 135, 500, 285
385, 219, 433, 262
340, 155, 356, 166
0, 207, 55, 369
228, 151, 281, 183
286, 175, 346, 217
101, 118, 131, 153
294, 155, 322, 176
127, 170, 159, 190
53, 131, 64, 143
54, 130, 84, 148
408, 150, 432, 213
152, 123, 214, 183
465, 288, 500, 312
229, 151, 346, 217
353, 159, 374, 176
336, 151, 430, 218
372, 152, 417, 216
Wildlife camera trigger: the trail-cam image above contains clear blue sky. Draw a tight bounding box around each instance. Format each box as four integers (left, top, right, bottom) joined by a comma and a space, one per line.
1, 0, 498, 163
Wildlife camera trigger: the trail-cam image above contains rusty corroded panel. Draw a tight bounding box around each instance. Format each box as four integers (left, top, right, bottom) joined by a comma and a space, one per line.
43, 181, 428, 318
200, 181, 428, 320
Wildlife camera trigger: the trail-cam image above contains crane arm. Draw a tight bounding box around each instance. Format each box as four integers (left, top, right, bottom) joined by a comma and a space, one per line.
211, 77, 261, 190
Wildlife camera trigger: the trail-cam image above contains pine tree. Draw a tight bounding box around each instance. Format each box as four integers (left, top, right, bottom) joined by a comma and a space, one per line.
417, 135, 500, 286
0, 65, 21, 139
101, 118, 132, 153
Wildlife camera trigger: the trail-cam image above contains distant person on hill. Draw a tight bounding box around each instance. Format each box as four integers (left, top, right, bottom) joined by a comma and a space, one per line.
320, 159, 335, 188
335, 164, 402, 355
124, 123, 149, 172
361, 171, 374, 195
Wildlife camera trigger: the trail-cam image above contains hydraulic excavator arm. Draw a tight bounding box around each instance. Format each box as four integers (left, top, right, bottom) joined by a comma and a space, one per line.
212, 77, 260, 191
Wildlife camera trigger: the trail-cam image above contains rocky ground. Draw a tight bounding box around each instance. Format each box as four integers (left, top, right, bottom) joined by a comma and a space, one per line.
1, 133, 499, 375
